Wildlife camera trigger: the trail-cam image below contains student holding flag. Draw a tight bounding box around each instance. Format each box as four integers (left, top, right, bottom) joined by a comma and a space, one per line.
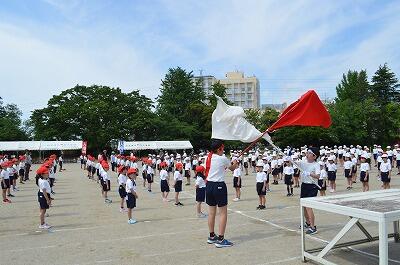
206, 139, 238, 248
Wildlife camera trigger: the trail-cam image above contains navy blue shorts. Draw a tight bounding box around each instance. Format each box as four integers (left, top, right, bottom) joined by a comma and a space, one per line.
146, 174, 154, 183
318, 179, 326, 191
284, 174, 293, 185
381, 172, 390, 183
196, 187, 206, 202
102, 179, 110, 191
206, 181, 227, 207
300, 183, 318, 198
256, 182, 266, 196
174, 180, 182, 192
126, 193, 136, 209
344, 169, 351, 178
1, 179, 10, 189
327, 171, 336, 181
233, 177, 241, 188
397, 160, 400, 168
360, 171, 369, 182
160, 179, 170, 192
38, 191, 49, 209
119, 185, 127, 198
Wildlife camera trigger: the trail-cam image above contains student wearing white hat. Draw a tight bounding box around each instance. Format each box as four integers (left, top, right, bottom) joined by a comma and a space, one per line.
318, 161, 327, 196
359, 155, 370, 192
255, 161, 267, 209
283, 158, 294, 196
327, 156, 337, 193
380, 153, 392, 189
292, 154, 300, 188
343, 154, 353, 190
262, 156, 271, 192
270, 154, 279, 185
396, 148, 400, 175
232, 157, 242, 202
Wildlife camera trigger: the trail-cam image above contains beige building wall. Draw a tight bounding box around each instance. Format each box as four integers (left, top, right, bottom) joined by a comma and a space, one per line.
219, 71, 260, 109
192, 71, 260, 109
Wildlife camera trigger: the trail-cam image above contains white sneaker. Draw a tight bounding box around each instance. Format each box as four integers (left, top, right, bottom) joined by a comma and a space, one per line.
232, 198, 240, 202
39, 224, 51, 229
128, 219, 137, 224
120, 208, 125, 213
329, 189, 334, 193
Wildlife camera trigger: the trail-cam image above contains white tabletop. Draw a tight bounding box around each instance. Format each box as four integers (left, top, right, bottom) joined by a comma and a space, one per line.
300, 189, 400, 222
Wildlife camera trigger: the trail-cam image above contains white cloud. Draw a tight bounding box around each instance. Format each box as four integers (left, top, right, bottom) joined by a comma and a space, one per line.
0, 21, 163, 118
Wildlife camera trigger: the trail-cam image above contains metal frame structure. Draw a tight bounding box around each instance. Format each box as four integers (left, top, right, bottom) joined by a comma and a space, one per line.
300, 189, 400, 265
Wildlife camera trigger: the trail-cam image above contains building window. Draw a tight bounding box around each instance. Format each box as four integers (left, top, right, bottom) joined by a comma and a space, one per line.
247, 94, 252, 99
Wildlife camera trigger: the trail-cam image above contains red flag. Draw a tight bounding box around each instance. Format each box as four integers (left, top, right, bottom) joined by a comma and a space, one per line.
267, 90, 331, 132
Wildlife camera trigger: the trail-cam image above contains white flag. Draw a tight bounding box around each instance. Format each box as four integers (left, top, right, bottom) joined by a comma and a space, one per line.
211, 96, 271, 143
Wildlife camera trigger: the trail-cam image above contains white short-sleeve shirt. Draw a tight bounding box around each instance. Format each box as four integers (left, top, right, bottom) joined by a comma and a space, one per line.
206, 154, 230, 182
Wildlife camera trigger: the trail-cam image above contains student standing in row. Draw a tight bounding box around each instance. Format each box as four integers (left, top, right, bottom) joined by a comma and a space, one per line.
256, 161, 267, 209
118, 166, 128, 212
1, 162, 12, 203
126, 168, 138, 224
380, 153, 391, 189
159, 162, 170, 202
343, 154, 353, 190
360, 155, 370, 192
283, 159, 294, 196
232, 158, 241, 202
37, 166, 52, 229
327, 156, 337, 193
173, 163, 184, 206
318, 161, 327, 196
195, 165, 207, 218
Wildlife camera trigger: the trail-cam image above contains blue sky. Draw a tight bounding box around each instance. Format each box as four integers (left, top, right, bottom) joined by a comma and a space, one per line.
1, 0, 399, 118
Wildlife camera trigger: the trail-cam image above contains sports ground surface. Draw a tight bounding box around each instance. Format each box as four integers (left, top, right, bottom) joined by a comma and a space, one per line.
1, 163, 400, 265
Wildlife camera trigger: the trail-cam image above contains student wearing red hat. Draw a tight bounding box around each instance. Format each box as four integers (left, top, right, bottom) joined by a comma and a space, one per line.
195, 164, 207, 218
159, 162, 170, 202
37, 166, 51, 229
101, 161, 112, 203
1, 162, 12, 203
146, 159, 154, 192
10, 158, 19, 192
173, 162, 184, 206
126, 167, 138, 224
118, 166, 128, 212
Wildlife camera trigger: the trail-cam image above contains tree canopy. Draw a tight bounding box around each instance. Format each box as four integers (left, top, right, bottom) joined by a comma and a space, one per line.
0, 97, 27, 141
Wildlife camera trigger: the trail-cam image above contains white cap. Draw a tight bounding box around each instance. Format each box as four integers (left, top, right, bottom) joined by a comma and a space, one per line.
319, 161, 325, 166
382, 153, 388, 158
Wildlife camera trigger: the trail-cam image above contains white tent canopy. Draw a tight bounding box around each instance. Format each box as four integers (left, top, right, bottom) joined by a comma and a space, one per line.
0, 141, 83, 151
122, 141, 193, 150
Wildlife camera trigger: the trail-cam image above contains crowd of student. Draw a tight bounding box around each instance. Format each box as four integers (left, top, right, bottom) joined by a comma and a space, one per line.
1, 142, 398, 247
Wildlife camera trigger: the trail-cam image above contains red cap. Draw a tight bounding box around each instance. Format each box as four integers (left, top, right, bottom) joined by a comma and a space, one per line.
160, 161, 167, 168
175, 163, 183, 170
147, 159, 152, 165
127, 168, 137, 175
36, 166, 49, 175
196, 165, 205, 173
102, 162, 110, 170
117, 165, 125, 173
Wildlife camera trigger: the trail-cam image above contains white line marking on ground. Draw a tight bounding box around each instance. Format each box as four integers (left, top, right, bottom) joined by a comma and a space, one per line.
2, 245, 57, 253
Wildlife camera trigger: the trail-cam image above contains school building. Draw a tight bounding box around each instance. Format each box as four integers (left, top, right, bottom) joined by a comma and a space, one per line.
192, 71, 260, 109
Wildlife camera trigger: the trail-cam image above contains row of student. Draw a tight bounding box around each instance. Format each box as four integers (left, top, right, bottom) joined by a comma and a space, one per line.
1, 155, 34, 203
81, 152, 209, 223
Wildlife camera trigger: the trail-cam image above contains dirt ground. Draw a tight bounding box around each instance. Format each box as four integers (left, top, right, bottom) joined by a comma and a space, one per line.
1, 162, 400, 265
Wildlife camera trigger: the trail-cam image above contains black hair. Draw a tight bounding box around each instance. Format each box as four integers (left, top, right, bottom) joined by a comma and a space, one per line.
308, 146, 320, 159
210, 139, 224, 152
196, 171, 206, 180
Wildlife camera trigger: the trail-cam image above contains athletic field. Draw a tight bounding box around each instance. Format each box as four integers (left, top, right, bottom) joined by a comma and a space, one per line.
1, 163, 399, 265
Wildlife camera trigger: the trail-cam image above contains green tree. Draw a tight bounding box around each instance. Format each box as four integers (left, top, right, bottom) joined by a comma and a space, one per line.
0, 97, 28, 141
157, 67, 206, 120
369, 64, 400, 144
30, 85, 154, 152
208, 81, 232, 107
